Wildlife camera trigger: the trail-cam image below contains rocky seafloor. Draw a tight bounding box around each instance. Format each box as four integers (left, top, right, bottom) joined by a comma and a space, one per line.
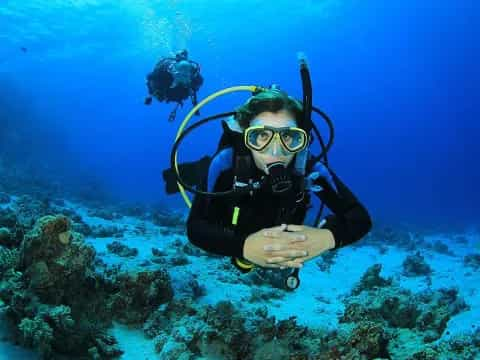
0, 190, 479, 360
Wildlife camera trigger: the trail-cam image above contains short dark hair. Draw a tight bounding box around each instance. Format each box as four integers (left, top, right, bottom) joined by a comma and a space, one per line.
234, 88, 303, 129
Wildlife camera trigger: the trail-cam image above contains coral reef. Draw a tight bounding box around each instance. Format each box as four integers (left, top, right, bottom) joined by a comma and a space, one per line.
106, 241, 138, 258
0, 192, 10, 204
364, 225, 423, 250
0, 189, 478, 359
315, 250, 338, 272
337, 265, 471, 358
464, 253, 480, 270
402, 251, 433, 277
351, 263, 392, 295
91, 225, 123, 238
106, 269, 173, 324
142, 299, 326, 360
88, 208, 121, 221
0, 215, 124, 358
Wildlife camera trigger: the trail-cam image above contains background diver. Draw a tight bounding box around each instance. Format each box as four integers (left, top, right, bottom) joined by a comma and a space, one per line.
145, 49, 204, 122
163, 58, 372, 290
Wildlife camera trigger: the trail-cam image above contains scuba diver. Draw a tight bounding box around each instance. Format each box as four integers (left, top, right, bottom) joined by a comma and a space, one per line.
145, 49, 204, 122
162, 54, 372, 290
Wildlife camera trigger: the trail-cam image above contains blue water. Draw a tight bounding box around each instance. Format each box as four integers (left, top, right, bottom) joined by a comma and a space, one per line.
1, 0, 478, 227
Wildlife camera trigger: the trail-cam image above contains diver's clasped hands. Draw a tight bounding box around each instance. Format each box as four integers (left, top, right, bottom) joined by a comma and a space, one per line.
243, 224, 335, 269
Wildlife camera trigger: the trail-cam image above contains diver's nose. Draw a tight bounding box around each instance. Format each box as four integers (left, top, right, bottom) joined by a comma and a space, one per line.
271, 141, 280, 156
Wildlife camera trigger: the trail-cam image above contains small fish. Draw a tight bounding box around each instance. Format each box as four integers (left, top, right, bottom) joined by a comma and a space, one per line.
20, 47, 27, 52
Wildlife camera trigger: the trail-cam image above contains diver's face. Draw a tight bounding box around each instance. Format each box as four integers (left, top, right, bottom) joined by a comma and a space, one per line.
249, 110, 297, 174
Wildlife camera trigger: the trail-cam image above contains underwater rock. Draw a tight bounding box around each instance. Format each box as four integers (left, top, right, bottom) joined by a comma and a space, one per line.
464, 253, 480, 270
139, 259, 152, 267
182, 241, 204, 257
173, 273, 206, 300
408, 331, 480, 359
19, 215, 96, 304
87, 208, 121, 220
71, 219, 92, 237
201, 300, 253, 358
91, 224, 123, 238
0, 247, 19, 276
341, 274, 470, 354
152, 212, 186, 236
169, 250, 190, 266
366, 225, 420, 250
0, 207, 17, 228
156, 337, 192, 360
107, 241, 138, 258
108, 269, 173, 324
315, 250, 338, 272
12, 195, 52, 228
0, 212, 25, 248
119, 203, 146, 217
92, 332, 124, 358
415, 288, 469, 341
133, 222, 147, 235
143, 300, 194, 339
52, 206, 82, 223
253, 338, 291, 360
18, 315, 54, 357
0, 227, 12, 247
144, 298, 332, 359
402, 251, 432, 277
379, 294, 420, 329
151, 247, 166, 257
187, 278, 206, 299
342, 285, 420, 329
146, 299, 253, 359
348, 321, 390, 358
0, 214, 132, 359
248, 286, 285, 303
352, 263, 392, 295
0, 192, 10, 204
388, 328, 431, 359
341, 301, 382, 324
430, 240, 454, 256
453, 234, 468, 244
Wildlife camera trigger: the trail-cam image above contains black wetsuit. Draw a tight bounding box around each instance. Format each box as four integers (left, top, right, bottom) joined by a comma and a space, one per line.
187, 151, 372, 262
147, 58, 203, 104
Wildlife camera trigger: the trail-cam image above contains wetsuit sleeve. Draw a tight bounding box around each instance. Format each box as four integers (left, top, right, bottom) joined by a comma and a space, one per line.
186, 149, 247, 258
187, 191, 247, 258
311, 162, 372, 249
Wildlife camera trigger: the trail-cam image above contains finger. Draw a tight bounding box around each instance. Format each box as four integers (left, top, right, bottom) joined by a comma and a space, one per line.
269, 224, 288, 231
263, 224, 287, 238
268, 250, 308, 258
263, 243, 288, 252
285, 224, 304, 232
263, 230, 281, 238
263, 262, 286, 269
287, 233, 307, 243
280, 260, 304, 268
266, 256, 287, 264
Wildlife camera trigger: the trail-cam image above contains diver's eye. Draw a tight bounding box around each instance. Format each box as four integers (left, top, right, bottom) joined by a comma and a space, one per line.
281, 132, 293, 145
257, 131, 270, 143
